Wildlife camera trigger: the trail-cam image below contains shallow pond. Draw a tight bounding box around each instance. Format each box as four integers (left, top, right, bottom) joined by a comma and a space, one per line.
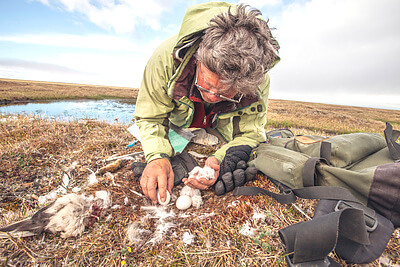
0, 99, 136, 125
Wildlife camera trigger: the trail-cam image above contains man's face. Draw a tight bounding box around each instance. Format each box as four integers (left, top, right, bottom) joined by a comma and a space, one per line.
195, 63, 241, 104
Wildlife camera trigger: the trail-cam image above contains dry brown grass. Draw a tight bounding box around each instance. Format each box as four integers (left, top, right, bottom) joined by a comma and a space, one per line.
267, 99, 400, 135
0, 113, 399, 266
0, 80, 400, 266
0, 78, 138, 104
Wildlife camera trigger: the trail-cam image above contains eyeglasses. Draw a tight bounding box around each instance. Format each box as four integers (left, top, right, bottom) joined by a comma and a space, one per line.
195, 66, 243, 104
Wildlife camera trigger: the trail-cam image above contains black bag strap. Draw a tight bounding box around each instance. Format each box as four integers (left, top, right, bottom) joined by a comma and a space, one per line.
279, 208, 369, 266
384, 122, 400, 161
233, 184, 377, 266
233, 185, 297, 204
233, 185, 375, 266
320, 141, 332, 162
233, 185, 362, 206
302, 157, 324, 187
234, 155, 357, 204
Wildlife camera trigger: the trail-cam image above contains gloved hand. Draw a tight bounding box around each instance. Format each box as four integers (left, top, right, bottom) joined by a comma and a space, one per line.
214, 145, 258, 195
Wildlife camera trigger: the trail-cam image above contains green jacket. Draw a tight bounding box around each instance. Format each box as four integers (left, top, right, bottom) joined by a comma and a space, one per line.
134, 2, 277, 163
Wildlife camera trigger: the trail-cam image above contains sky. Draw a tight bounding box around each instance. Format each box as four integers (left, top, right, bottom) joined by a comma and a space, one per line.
0, 0, 399, 110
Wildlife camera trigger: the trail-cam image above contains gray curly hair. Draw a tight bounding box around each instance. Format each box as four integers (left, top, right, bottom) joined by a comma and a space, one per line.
196, 4, 280, 96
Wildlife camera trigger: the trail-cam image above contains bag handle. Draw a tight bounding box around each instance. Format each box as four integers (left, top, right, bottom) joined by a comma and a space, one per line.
302, 157, 328, 187
384, 122, 400, 161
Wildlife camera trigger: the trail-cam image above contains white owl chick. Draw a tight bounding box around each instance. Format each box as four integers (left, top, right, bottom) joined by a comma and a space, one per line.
177, 166, 215, 209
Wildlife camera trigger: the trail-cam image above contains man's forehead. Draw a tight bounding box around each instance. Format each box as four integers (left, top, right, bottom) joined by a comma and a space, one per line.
198, 63, 229, 91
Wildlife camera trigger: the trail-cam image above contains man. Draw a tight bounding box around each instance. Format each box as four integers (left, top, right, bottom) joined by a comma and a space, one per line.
133, 2, 280, 204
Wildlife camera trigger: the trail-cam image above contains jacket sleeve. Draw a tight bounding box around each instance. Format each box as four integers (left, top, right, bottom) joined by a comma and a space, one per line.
213, 74, 270, 162
133, 36, 176, 163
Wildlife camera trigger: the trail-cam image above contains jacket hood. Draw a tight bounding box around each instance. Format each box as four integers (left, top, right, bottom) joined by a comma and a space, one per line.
175, 2, 235, 49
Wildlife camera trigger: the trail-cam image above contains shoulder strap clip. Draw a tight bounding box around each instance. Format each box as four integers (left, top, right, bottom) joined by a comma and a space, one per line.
334, 200, 378, 232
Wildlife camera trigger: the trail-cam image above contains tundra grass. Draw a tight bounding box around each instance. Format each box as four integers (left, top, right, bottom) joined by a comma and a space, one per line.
1, 79, 400, 266
0, 78, 138, 103
0, 113, 399, 266
267, 99, 400, 135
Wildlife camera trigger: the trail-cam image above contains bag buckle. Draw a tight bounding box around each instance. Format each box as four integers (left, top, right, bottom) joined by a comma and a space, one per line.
285, 255, 331, 267
334, 200, 378, 232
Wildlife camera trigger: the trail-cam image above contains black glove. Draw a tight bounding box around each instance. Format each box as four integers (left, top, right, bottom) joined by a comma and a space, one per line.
131, 162, 147, 178
131, 151, 198, 186
170, 152, 199, 185
214, 145, 258, 195
218, 145, 252, 174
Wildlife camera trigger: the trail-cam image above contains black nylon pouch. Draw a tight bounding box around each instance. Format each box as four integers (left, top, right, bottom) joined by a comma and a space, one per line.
367, 162, 400, 228
314, 199, 394, 264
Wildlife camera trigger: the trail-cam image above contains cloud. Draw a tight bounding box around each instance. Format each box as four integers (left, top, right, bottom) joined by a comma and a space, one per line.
0, 33, 160, 52
0, 32, 162, 87
270, 0, 400, 100
0, 58, 85, 74
29, 0, 50, 5
238, 0, 282, 8
34, 0, 168, 34
0, 58, 93, 85
0, 53, 144, 87
52, 51, 149, 86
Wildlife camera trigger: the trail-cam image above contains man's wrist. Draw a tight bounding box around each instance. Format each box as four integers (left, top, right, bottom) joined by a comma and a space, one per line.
210, 153, 223, 163
147, 153, 171, 163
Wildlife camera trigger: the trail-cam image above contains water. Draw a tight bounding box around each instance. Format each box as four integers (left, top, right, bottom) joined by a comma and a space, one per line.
0, 99, 136, 125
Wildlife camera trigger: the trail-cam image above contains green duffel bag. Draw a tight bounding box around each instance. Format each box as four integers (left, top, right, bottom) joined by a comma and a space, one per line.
249, 123, 399, 224
234, 122, 400, 266
266, 128, 388, 168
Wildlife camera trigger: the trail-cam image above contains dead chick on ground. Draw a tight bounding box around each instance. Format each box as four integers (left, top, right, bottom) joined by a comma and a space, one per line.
0, 193, 103, 238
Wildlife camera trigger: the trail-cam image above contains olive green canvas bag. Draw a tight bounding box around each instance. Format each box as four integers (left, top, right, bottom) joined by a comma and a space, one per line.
246, 123, 400, 225
233, 123, 400, 266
